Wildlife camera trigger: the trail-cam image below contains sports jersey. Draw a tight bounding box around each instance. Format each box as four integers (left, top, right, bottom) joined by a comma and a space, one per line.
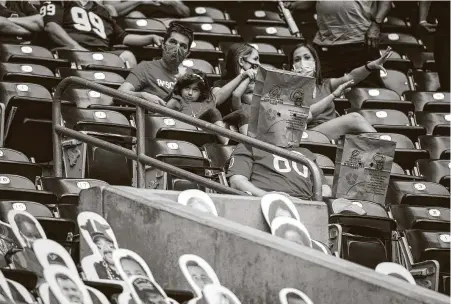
39, 1, 126, 51
227, 144, 323, 199
0, 1, 38, 17
126, 59, 191, 99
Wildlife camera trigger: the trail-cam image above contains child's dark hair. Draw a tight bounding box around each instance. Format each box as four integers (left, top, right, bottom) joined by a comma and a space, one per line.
167, 69, 214, 103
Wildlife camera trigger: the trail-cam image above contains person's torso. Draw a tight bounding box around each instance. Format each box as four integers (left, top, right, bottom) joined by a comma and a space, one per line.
180, 100, 215, 118
314, 0, 374, 45
0, 1, 36, 17
249, 146, 315, 198
61, 1, 115, 51
140, 60, 180, 99
303, 79, 336, 127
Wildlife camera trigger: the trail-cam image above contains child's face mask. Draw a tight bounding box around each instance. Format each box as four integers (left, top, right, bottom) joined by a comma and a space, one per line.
293, 60, 316, 77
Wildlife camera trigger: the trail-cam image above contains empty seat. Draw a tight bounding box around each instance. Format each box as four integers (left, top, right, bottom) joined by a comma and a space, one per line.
0, 63, 60, 91
240, 24, 303, 45
406, 230, 450, 279
404, 91, 450, 113
57, 68, 124, 89
379, 32, 425, 56
174, 21, 240, 44
345, 87, 412, 114
190, 40, 223, 62
418, 135, 450, 160
181, 58, 219, 82
380, 69, 412, 96
359, 133, 428, 170
0, 174, 57, 205
119, 18, 167, 35
238, 9, 284, 25
190, 6, 228, 21
314, 153, 334, 174
353, 109, 425, 142
390, 162, 422, 181
222, 42, 286, 66
145, 115, 217, 147
392, 205, 449, 231
0, 148, 41, 182
61, 87, 114, 108
413, 71, 441, 92
55, 50, 130, 78
386, 180, 450, 208
415, 112, 450, 135
380, 16, 411, 33
0, 44, 69, 72
299, 130, 336, 160
416, 159, 450, 188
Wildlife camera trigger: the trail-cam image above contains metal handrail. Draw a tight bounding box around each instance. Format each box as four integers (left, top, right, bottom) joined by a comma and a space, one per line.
53, 77, 323, 201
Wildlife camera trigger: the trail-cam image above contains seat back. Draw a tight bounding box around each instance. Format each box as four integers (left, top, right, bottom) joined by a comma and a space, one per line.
416, 112, 451, 135
391, 205, 450, 231
386, 180, 450, 208
0, 201, 53, 222
418, 135, 450, 159
61, 87, 115, 108
56, 50, 126, 69
57, 68, 124, 88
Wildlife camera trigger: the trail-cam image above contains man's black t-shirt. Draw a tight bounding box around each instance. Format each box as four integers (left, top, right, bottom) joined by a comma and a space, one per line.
0, 1, 38, 17
40, 1, 127, 51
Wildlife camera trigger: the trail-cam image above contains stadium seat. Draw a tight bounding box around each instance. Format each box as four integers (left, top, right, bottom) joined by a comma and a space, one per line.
0, 63, 60, 91
391, 205, 450, 232
379, 69, 412, 96
221, 42, 286, 66
415, 112, 450, 136
39, 177, 109, 220
119, 18, 167, 35
57, 68, 124, 89
415, 159, 450, 188
0, 174, 57, 205
61, 108, 135, 185
1, 269, 38, 292
240, 24, 304, 45
352, 109, 425, 142
181, 58, 219, 82
203, 143, 236, 170
390, 162, 422, 181
237, 9, 285, 25
359, 133, 428, 170
380, 16, 411, 34
145, 139, 211, 190
418, 135, 450, 160
0, 148, 42, 182
378, 48, 413, 75
345, 87, 413, 114
314, 153, 334, 175
145, 115, 218, 147
55, 50, 130, 78
379, 32, 425, 57
413, 71, 441, 92
409, 51, 435, 70
405, 230, 450, 284
328, 199, 397, 268
61, 87, 114, 108
0, 44, 69, 72
404, 91, 450, 113
174, 21, 240, 44
386, 180, 450, 208
299, 130, 336, 161
190, 40, 223, 62
189, 6, 228, 21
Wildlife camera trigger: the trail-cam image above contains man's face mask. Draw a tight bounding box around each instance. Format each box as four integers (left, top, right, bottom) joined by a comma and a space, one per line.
163, 42, 188, 66
293, 60, 316, 77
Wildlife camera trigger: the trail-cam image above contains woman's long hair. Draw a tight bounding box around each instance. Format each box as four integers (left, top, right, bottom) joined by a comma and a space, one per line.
166, 69, 214, 104
222, 43, 257, 80
289, 42, 323, 86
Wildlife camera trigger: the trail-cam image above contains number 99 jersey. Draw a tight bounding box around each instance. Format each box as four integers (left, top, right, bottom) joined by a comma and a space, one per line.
39, 1, 126, 51
226, 144, 325, 199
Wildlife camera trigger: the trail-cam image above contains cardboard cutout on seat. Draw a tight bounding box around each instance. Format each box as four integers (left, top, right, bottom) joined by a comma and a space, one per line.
78, 212, 118, 257
33, 239, 78, 274
179, 254, 220, 298
126, 275, 168, 304
279, 288, 314, 304
178, 190, 218, 216
202, 284, 242, 304
112, 248, 155, 281
8, 210, 46, 248
260, 193, 300, 228
271, 217, 312, 248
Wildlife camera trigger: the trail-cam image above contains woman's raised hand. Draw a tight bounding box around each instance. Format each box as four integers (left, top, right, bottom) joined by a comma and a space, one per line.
366, 47, 393, 74
332, 79, 354, 98
241, 69, 257, 81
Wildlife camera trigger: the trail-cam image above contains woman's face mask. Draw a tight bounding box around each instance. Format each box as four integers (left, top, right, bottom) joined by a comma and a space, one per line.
293, 60, 316, 77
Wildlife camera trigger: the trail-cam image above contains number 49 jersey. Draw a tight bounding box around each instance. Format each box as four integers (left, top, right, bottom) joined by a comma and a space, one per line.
40, 1, 126, 51
227, 144, 324, 199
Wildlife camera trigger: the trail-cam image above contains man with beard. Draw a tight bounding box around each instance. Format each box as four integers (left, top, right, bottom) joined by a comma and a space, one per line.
55, 274, 84, 304
92, 234, 121, 280
118, 22, 194, 103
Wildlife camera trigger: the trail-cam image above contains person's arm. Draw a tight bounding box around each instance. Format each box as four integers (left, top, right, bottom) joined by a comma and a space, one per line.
330, 47, 392, 90
158, 0, 190, 18
230, 78, 250, 111
106, 0, 144, 17
122, 34, 163, 47
0, 16, 31, 36
165, 98, 182, 111
229, 175, 268, 196
213, 70, 256, 106
366, 1, 391, 47
418, 1, 436, 33
284, 1, 316, 11
8, 14, 43, 32
45, 22, 87, 50
118, 82, 166, 105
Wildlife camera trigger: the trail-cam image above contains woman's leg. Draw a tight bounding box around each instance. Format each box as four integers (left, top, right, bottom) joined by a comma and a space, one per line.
311, 112, 376, 140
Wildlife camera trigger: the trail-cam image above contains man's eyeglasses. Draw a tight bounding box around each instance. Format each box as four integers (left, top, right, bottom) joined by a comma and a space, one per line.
243, 58, 259, 69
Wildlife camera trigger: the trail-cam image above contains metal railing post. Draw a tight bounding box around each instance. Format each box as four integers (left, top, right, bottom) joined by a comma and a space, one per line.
135, 106, 146, 188
52, 86, 64, 178
53, 77, 323, 201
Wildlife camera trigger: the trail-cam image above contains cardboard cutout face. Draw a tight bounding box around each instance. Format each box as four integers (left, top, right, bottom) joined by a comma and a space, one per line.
260, 194, 300, 228
177, 190, 218, 216
113, 248, 155, 281
8, 210, 46, 248
279, 288, 314, 304
44, 265, 93, 304
33, 239, 78, 274
249, 66, 316, 147
127, 275, 168, 304
178, 255, 220, 298
270, 217, 312, 248
202, 285, 241, 304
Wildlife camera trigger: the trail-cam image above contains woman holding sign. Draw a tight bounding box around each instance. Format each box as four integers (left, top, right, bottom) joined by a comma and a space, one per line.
289, 43, 393, 140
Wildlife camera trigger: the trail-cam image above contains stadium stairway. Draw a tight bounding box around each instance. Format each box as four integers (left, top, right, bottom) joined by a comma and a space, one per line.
79, 185, 449, 304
